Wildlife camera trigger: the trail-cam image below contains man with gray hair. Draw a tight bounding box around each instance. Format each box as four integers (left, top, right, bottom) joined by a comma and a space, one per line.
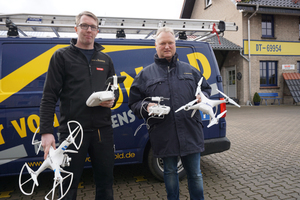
129, 27, 211, 200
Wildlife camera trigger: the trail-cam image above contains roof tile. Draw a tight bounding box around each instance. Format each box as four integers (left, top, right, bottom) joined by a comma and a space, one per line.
283, 73, 300, 103
209, 35, 242, 50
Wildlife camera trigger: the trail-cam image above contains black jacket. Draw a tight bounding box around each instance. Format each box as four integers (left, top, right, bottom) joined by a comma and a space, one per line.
40, 39, 116, 134
128, 53, 211, 158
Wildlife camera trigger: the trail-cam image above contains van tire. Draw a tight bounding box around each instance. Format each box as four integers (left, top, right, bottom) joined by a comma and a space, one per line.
147, 147, 186, 182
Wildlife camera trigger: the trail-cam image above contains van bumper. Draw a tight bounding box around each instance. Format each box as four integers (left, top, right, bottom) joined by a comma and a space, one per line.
201, 137, 231, 156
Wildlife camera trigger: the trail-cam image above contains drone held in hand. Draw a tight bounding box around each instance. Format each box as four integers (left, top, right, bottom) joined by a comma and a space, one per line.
19, 120, 83, 200
175, 77, 240, 128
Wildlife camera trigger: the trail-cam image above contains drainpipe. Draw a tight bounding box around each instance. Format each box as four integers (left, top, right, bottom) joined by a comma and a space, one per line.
240, 49, 249, 61
247, 4, 259, 106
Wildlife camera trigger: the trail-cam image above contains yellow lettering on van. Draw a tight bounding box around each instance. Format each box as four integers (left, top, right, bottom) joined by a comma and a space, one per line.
11, 117, 27, 138
120, 67, 143, 97
27, 161, 43, 167
0, 45, 68, 103
54, 113, 59, 127
27, 114, 40, 133
187, 52, 211, 80
112, 85, 123, 110
0, 190, 14, 198
135, 67, 143, 75
120, 72, 134, 97
85, 157, 91, 162
0, 124, 4, 145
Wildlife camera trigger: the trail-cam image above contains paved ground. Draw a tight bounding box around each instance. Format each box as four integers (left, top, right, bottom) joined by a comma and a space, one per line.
1, 105, 300, 199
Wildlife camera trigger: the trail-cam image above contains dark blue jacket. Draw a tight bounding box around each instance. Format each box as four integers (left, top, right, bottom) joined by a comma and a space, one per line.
128, 53, 211, 158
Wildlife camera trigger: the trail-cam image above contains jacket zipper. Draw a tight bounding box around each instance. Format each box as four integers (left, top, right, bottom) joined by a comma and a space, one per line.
98, 129, 102, 142
168, 64, 179, 141
89, 64, 92, 76
167, 65, 173, 107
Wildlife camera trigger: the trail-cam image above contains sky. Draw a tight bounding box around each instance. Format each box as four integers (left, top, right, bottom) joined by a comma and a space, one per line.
0, 0, 185, 19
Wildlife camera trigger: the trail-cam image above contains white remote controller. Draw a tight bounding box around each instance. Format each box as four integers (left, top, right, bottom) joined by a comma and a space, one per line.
86, 75, 126, 107
86, 91, 114, 107
148, 105, 170, 116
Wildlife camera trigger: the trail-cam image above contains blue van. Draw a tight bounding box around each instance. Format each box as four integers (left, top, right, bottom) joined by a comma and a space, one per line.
0, 37, 230, 180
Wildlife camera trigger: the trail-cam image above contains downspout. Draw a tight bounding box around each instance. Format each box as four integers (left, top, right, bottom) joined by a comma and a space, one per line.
240, 49, 249, 61
247, 4, 259, 105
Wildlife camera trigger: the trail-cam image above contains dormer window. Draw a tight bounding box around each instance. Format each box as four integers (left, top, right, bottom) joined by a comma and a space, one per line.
262, 15, 274, 38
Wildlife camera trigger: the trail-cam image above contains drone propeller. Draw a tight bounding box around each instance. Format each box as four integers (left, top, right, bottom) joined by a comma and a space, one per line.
66, 120, 83, 150
31, 127, 42, 155
19, 163, 38, 195
216, 89, 240, 108
195, 77, 203, 97
207, 110, 227, 128
217, 110, 227, 119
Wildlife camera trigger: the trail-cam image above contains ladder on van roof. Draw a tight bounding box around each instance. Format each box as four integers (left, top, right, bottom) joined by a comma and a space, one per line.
0, 13, 238, 41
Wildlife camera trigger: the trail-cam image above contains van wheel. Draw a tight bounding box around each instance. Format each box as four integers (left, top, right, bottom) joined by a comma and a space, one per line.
147, 147, 186, 182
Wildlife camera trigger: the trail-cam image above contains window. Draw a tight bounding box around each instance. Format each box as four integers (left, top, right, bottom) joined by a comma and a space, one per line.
205, 0, 212, 8
260, 61, 278, 86
299, 17, 300, 39
228, 70, 235, 85
297, 61, 300, 73
262, 15, 274, 38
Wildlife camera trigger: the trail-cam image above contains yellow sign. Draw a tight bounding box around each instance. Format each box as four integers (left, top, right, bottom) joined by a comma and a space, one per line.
243, 40, 300, 56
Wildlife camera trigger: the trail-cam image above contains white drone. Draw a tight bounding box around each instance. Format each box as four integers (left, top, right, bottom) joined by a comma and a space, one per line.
19, 120, 83, 200
175, 77, 240, 128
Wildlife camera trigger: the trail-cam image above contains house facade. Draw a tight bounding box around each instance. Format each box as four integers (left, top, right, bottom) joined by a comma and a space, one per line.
181, 0, 300, 105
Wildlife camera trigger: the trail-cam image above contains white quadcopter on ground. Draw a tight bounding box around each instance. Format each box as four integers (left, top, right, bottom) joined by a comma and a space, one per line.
175, 77, 240, 128
86, 75, 126, 107
19, 120, 83, 200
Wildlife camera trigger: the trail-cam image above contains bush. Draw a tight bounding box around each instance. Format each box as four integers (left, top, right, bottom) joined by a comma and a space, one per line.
253, 92, 261, 103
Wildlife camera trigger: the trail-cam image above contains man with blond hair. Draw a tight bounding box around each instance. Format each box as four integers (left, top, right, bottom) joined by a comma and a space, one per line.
129, 27, 211, 200
40, 11, 116, 199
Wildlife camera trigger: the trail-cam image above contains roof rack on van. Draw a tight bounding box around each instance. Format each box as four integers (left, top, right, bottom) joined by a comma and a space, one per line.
0, 13, 238, 41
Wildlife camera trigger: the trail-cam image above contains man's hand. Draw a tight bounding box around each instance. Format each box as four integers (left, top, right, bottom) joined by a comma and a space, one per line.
99, 98, 115, 108
147, 103, 157, 112
196, 95, 202, 103
41, 133, 56, 160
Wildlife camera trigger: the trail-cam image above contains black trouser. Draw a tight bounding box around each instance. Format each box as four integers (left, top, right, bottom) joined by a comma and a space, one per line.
59, 125, 115, 200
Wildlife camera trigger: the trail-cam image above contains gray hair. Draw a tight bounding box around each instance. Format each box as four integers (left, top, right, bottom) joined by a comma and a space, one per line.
155, 27, 175, 42
75, 11, 99, 26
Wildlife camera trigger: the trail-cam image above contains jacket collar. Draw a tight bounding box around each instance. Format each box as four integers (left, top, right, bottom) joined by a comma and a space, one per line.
154, 53, 178, 69
70, 38, 105, 52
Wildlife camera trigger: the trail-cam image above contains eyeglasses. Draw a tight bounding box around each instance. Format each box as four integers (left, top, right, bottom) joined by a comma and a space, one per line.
78, 24, 98, 31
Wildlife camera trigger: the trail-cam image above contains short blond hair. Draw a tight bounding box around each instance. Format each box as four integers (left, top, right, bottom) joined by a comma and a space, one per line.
155, 27, 175, 42
75, 11, 99, 26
